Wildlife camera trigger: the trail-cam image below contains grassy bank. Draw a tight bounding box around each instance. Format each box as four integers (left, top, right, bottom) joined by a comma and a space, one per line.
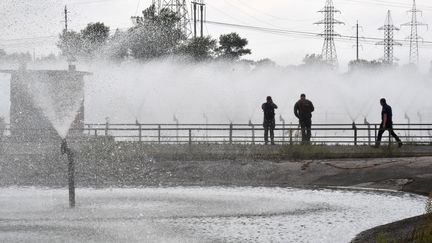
76, 138, 432, 161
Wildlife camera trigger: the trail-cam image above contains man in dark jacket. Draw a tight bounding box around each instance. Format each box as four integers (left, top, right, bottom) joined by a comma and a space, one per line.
262, 96, 278, 145
375, 98, 403, 147
294, 94, 314, 144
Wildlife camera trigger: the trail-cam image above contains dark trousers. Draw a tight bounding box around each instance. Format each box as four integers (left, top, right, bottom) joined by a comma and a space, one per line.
300, 118, 312, 143
376, 123, 401, 145
263, 119, 275, 144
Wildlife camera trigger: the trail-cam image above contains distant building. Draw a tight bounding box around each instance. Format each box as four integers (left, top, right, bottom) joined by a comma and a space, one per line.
0, 65, 90, 141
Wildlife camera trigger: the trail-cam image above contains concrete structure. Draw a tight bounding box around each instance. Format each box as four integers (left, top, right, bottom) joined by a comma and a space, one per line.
0, 65, 90, 141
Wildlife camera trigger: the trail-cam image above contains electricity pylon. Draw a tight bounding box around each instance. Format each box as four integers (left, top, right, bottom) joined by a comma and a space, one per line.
315, 0, 344, 67
401, 0, 428, 65
377, 10, 402, 65
152, 0, 192, 37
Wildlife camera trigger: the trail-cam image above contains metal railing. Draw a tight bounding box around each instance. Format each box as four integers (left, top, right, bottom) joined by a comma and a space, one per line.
74, 122, 432, 145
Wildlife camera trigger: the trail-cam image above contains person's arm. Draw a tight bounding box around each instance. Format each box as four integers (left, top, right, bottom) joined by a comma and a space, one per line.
294, 102, 299, 119
310, 101, 315, 112
273, 103, 278, 109
262, 103, 265, 111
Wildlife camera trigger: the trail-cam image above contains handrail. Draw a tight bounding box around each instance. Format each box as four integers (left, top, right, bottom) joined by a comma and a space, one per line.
1, 123, 432, 145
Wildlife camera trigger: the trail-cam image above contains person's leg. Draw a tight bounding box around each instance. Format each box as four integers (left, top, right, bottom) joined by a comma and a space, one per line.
263, 122, 269, 144
270, 120, 275, 145
300, 120, 306, 143
305, 118, 312, 142
389, 126, 402, 147
375, 124, 385, 147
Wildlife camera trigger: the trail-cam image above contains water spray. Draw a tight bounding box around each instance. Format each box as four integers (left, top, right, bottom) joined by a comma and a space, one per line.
405, 113, 411, 141
61, 139, 75, 208
173, 114, 179, 143
364, 117, 371, 146
417, 111, 423, 124
248, 119, 255, 144
279, 115, 286, 143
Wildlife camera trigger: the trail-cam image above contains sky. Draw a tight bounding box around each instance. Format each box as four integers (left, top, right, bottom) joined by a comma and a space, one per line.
1, 0, 432, 70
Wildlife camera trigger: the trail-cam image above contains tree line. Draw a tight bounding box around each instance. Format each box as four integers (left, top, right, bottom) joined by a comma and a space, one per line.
57, 4, 251, 63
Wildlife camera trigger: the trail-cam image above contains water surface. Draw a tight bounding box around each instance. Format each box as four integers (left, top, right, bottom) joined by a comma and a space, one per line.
0, 187, 426, 242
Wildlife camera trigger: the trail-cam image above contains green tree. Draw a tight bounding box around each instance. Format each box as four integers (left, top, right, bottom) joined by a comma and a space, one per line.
302, 54, 324, 65
81, 22, 110, 55
255, 58, 276, 67
128, 4, 185, 60
216, 32, 251, 60
57, 22, 110, 60
178, 36, 217, 61
57, 30, 84, 60
348, 59, 384, 71
105, 29, 130, 61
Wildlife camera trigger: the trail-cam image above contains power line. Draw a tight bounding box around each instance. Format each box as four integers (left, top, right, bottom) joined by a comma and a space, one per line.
234, 0, 314, 22
204, 20, 432, 47
339, 0, 432, 10
3, 19, 432, 51
220, 0, 279, 28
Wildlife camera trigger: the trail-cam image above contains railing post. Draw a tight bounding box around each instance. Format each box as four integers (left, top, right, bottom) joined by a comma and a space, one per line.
105, 121, 109, 136
251, 124, 255, 145
282, 121, 286, 144
158, 125, 161, 144
289, 128, 293, 145
229, 123, 233, 145
374, 124, 377, 142
94, 129, 98, 137
138, 124, 142, 142
367, 124, 371, 146
189, 129, 192, 145
352, 122, 357, 146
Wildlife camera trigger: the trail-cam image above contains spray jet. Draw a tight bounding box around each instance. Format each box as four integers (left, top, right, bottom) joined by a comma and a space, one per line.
173, 114, 179, 143
417, 111, 423, 124
405, 113, 411, 124
404, 113, 411, 140
248, 119, 255, 145
279, 115, 285, 124
203, 113, 208, 125
173, 114, 179, 124
363, 117, 369, 125
279, 115, 286, 143
364, 117, 372, 146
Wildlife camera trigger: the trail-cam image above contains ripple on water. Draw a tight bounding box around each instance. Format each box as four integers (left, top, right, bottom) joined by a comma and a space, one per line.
0, 187, 426, 243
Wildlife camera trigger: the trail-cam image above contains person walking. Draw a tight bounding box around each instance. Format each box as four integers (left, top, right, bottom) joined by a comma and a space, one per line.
262, 96, 278, 145
294, 94, 314, 144
375, 98, 403, 148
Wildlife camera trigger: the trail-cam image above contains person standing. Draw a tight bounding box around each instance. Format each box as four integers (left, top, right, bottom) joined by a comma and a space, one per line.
262, 96, 278, 145
294, 94, 314, 144
375, 98, 403, 148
